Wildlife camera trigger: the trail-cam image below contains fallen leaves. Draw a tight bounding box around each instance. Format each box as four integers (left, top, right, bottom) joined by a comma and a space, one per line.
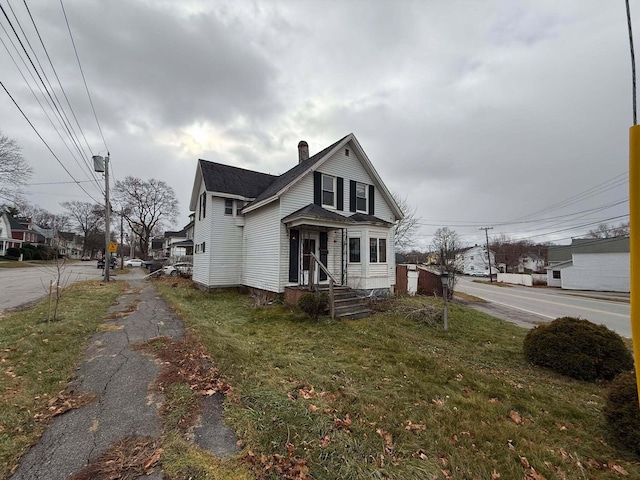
34, 390, 97, 422
69, 436, 162, 480
245, 444, 311, 480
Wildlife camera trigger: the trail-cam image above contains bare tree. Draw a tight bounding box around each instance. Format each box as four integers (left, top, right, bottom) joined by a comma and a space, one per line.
61, 201, 104, 256
490, 234, 535, 273
587, 222, 629, 239
392, 192, 421, 252
113, 177, 179, 258
0, 133, 33, 203
18, 202, 70, 232
431, 227, 464, 297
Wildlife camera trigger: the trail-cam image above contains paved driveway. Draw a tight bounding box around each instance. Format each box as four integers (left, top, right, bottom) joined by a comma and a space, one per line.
0, 261, 125, 313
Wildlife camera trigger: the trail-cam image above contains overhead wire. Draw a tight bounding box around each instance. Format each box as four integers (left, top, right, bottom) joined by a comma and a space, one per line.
22, 0, 104, 192
59, 0, 108, 153
0, 1, 102, 196
0, 80, 102, 204
0, 26, 103, 195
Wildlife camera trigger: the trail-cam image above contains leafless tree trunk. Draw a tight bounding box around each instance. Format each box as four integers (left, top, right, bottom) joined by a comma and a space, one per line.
113, 177, 179, 258
0, 133, 33, 203
392, 192, 421, 252
431, 227, 464, 298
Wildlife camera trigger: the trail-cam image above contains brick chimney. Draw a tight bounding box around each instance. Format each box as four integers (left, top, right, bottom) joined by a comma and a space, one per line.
298, 140, 309, 164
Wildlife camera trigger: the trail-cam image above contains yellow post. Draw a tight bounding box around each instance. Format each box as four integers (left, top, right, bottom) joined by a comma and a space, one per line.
630, 125, 640, 403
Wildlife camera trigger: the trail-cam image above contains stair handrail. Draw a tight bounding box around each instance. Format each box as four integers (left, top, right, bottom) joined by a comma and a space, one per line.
308, 252, 339, 319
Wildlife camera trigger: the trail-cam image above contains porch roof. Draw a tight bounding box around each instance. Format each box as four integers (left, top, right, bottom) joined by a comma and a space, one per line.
172, 239, 193, 247
282, 204, 395, 229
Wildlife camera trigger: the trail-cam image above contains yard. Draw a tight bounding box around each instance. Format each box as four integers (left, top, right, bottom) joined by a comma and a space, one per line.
155, 280, 640, 479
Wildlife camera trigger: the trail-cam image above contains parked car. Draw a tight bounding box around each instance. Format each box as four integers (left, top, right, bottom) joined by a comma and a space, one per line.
123, 258, 145, 267
81, 255, 91, 261
163, 262, 193, 277
97, 257, 117, 269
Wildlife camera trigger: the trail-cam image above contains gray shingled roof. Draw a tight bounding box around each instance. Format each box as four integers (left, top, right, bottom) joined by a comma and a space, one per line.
7, 215, 26, 231
349, 212, 393, 226
199, 160, 277, 198
548, 237, 629, 263
247, 134, 350, 207
282, 204, 352, 224
281, 204, 394, 227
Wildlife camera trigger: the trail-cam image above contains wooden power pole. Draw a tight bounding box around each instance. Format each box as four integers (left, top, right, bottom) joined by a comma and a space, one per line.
479, 227, 494, 283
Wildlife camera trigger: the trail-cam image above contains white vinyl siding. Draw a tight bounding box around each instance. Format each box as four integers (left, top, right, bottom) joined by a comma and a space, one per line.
192, 181, 212, 286
206, 197, 243, 286
243, 201, 281, 292
561, 253, 629, 292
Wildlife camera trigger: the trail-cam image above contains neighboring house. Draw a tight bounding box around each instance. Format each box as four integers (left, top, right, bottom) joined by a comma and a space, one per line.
546, 237, 629, 292
149, 238, 164, 259
189, 133, 403, 296
56, 232, 83, 259
517, 252, 546, 273
459, 245, 498, 276
0, 213, 25, 255
163, 219, 194, 261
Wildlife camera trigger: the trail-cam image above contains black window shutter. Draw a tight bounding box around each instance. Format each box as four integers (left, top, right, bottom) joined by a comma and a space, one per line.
289, 229, 299, 282
319, 232, 328, 281
368, 185, 375, 215
336, 177, 344, 211
313, 171, 322, 206
349, 180, 356, 212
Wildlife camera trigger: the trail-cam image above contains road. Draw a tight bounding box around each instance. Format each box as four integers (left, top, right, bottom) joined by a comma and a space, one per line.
0, 261, 116, 313
456, 276, 631, 337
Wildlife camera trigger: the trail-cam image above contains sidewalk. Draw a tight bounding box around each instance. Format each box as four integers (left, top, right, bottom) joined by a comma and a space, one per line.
10, 270, 182, 479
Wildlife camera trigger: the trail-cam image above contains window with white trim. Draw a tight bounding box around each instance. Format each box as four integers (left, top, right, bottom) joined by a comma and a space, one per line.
322, 174, 335, 208
356, 182, 367, 213
224, 198, 234, 215
349, 238, 361, 263
369, 238, 387, 263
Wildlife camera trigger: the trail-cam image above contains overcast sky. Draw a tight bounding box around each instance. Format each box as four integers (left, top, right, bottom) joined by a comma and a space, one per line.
0, 0, 634, 249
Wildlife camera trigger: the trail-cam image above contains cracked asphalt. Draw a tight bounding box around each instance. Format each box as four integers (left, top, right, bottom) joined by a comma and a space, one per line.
10, 269, 184, 480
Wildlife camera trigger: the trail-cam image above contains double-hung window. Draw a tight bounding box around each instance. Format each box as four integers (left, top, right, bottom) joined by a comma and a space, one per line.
322, 174, 335, 208
224, 198, 234, 215
369, 238, 387, 263
349, 238, 361, 263
356, 182, 367, 213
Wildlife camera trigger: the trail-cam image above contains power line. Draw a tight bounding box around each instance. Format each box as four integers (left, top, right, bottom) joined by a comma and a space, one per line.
60, 0, 108, 153
0, 80, 102, 204
22, 0, 104, 192
0, 1, 101, 192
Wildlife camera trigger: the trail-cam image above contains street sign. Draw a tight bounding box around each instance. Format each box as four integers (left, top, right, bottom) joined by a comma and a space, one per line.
108, 242, 118, 253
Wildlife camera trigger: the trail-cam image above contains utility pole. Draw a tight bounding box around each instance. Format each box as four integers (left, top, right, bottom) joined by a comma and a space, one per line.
104, 155, 110, 282
479, 226, 493, 283
92, 153, 110, 282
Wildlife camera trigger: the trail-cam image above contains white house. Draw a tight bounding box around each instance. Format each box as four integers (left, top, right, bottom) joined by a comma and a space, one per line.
459, 245, 497, 276
546, 237, 629, 292
188, 133, 403, 297
517, 252, 546, 273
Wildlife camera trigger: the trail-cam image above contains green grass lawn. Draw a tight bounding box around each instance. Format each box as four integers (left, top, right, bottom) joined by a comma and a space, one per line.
155, 281, 640, 479
0, 281, 125, 478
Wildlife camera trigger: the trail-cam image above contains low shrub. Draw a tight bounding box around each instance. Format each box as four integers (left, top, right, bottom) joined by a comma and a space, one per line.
297, 292, 329, 320
603, 371, 640, 454
523, 317, 633, 381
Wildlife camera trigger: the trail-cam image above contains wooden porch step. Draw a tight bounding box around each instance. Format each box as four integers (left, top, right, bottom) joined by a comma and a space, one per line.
318, 286, 371, 319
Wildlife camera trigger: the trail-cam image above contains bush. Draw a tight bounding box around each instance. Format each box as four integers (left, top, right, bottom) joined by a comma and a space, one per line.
6, 247, 20, 259
523, 317, 633, 381
603, 371, 640, 454
297, 292, 329, 320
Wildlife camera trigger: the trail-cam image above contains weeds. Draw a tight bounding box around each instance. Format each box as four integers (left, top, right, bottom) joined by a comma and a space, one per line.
155, 284, 640, 479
